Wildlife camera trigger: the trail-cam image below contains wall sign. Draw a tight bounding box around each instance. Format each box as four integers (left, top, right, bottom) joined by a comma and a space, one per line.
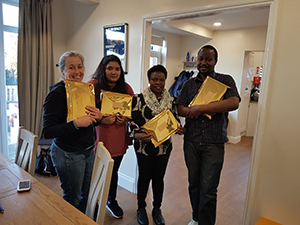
104, 23, 128, 74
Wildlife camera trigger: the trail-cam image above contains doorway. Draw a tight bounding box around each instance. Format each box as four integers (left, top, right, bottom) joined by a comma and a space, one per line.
147, 5, 269, 143
141, 1, 277, 224
240, 51, 264, 137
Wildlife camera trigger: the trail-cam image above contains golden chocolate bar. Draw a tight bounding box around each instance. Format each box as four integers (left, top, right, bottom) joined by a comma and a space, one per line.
142, 109, 180, 147
189, 76, 230, 119
100, 90, 132, 118
65, 79, 95, 123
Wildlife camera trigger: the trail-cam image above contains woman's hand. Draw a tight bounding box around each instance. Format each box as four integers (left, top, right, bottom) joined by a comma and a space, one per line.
116, 113, 128, 124
175, 126, 186, 135
74, 115, 94, 127
101, 114, 117, 125
100, 113, 128, 125
134, 132, 153, 142
85, 105, 103, 121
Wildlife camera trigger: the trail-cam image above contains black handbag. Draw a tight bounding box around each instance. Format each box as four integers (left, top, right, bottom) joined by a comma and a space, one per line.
35, 147, 57, 176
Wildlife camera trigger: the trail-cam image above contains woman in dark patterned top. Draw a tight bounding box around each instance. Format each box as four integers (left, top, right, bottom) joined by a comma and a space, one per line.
130, 65, 186, 225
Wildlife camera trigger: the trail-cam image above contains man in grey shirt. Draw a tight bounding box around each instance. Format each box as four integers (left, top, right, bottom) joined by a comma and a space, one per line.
176, 45, 240, 225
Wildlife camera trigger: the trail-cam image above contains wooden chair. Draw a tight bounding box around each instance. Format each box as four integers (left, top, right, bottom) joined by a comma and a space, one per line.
15, 126, 38, 176
86, 142, 114, 225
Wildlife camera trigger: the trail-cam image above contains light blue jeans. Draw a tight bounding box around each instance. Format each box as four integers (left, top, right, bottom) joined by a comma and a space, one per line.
184, 141, 224, 225
50, 143, 95, 213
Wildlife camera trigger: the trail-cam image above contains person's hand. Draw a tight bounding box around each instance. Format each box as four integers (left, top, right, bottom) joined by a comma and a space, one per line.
175, 126, 186, 135
101, 114, 117, 125
187, 105, 203, 119
85, 105, 103, 121
116, 113, 128, 124
74, 115, 94, 127
187, 104, 216, 119
134, 132, 153, 142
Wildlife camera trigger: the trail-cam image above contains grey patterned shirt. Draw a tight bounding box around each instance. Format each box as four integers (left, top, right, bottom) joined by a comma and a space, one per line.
176, 71, 241, 143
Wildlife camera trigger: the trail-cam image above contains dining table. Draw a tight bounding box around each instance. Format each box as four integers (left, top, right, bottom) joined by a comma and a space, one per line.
0, 152, 98, 225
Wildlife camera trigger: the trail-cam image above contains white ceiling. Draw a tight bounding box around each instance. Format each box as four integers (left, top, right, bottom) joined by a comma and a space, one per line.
152, 6, 270, 36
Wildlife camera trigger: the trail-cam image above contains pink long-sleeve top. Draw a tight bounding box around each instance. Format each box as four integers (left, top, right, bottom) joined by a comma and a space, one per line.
88, 79, 134, 157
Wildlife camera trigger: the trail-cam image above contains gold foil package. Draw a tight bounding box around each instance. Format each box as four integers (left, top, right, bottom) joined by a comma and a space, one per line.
189, 76, 230, 119
100, 90, 132, 118
65, 79, 95, 123
142, 109, 180, 147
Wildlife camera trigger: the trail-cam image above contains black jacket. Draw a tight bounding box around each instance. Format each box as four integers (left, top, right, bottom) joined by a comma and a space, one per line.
42, 80, 96, 152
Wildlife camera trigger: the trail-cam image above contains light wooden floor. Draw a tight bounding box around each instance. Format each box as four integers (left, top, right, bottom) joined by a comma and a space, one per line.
34, 135, 252, 225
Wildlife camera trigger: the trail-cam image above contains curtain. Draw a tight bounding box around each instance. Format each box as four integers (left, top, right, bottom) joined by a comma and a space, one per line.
17, 0, 54, 137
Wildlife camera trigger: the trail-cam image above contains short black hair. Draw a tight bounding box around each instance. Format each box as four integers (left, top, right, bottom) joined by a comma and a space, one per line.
147, 64, 168, 80
199, 45, 218, 61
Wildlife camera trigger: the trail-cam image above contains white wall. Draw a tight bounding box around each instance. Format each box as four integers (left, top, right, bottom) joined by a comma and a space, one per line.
151, 29, 183, 90
244, 0, 300, 224
52, 0, 300, 224
181, 34, 211, 62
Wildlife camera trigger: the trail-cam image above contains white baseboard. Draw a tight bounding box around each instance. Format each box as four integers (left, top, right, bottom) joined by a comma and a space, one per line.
118, 172, 137, 194
228, 135, 241, 144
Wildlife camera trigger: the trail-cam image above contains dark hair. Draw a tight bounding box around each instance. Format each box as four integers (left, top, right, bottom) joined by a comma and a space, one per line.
147, 64, 168, 80
199, 45, 218, 61
92, 55, 128, 105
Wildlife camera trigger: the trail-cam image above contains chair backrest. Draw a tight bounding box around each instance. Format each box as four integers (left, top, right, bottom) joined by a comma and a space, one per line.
86, 142, 114, 225
15, 126, 38, 176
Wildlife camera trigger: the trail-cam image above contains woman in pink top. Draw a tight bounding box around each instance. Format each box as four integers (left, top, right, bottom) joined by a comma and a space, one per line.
88, 55, 134, 219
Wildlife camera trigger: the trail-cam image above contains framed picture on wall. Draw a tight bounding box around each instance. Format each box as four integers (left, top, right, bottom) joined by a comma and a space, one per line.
104, 23, 128, 74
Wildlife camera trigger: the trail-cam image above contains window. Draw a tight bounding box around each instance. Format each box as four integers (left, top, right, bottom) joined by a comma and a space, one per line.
0, 0, 19, 160
150, 44, 162, 68
149, 34, 166, 68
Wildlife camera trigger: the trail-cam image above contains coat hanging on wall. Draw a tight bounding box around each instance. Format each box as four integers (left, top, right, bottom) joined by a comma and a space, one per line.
168, 70, 194, 99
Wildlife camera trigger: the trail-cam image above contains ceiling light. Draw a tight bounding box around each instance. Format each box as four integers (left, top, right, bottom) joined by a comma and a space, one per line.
213, 22, 222, 27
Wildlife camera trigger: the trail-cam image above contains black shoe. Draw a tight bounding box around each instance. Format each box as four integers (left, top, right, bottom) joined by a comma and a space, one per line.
137, 208, 149, 225
106, 200, 123, 218
152, 208, 165, 225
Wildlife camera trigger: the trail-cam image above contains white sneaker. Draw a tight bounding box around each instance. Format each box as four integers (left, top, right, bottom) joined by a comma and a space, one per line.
188, 219, 198, 225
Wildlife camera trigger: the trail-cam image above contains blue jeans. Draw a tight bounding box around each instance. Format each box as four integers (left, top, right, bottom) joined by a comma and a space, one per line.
184, 141, 224, 225
50, 143, 95, 213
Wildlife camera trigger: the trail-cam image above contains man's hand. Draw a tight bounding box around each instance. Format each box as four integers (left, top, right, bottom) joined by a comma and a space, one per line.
187, 105, 204, 119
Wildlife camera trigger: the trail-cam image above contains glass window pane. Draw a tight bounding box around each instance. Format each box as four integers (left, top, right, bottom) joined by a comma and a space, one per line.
4, 31, 19, 160
3, 3, 19, 27
150, 57, 158, 68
